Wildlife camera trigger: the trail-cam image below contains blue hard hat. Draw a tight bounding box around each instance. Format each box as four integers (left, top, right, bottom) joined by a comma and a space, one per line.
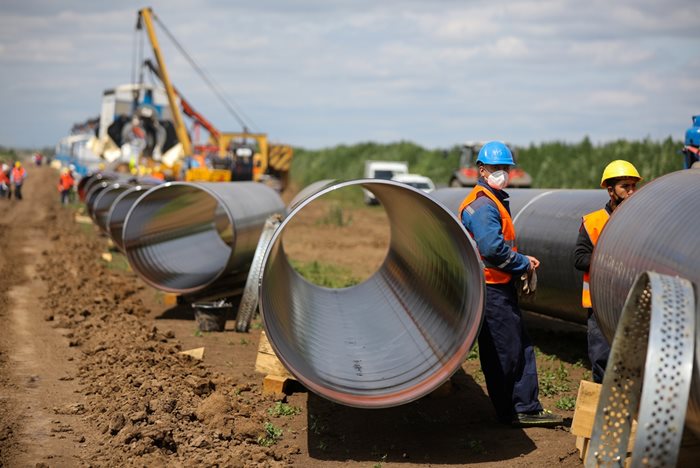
476, 141, 515, 166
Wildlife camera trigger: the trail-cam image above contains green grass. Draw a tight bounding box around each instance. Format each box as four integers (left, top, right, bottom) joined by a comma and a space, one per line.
290, 259, 361, 288
103, 252, 130, 271
257, 422, 283, 447
316, 201, 353, 227
556, 395, 577, 411
539, 362, 572, 397
267, 401, 302, 417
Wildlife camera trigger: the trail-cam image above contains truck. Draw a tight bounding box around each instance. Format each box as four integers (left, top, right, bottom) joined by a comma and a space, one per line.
449, 141, 532, 188
363, 160, 409, 204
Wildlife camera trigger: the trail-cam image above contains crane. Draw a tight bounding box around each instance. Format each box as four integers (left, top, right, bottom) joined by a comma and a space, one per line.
136, 7, 293, 190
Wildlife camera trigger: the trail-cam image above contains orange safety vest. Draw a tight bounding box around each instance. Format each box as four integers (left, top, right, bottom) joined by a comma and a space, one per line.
58, 172, 74, 191
459, 185, 517, 284
581, 209, 610, 308
11, 167, 26, 184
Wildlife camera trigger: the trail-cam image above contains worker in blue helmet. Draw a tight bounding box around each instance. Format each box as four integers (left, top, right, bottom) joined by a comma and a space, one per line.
458, 141, 563, 428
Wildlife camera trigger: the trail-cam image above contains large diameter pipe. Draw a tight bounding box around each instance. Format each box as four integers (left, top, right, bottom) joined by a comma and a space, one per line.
259, 179, 484, 408
590, 168, 700, 437
431, 188, 608, 323
78, 171, 119, 202
106, 184, 158, 252
92, 182, 132, 233
122, 181, 285, 296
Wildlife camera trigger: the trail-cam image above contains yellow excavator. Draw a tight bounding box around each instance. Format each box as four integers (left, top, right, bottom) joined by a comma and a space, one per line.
137, 7, 293, 189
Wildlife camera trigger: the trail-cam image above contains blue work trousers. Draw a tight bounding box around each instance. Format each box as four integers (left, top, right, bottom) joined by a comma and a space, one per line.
478, 282, 543, 423
587, 309, 610, 384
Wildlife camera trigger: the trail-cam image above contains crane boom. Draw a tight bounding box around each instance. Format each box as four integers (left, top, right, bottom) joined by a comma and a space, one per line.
137, 8, 192, 156
143, 59, 221, 140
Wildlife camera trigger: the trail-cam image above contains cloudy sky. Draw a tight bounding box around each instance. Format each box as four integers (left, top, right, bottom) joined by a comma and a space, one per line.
1, 0, 699, 150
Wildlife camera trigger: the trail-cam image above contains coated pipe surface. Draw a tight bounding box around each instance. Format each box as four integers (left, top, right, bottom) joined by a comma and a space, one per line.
78, 171, 119, 202
431, 187, 608, 323
122, 181, 285, 296
106, 185, 157, 252
590, 168, 700, 437
259, 179, 484, 408
92, 182, 131, 233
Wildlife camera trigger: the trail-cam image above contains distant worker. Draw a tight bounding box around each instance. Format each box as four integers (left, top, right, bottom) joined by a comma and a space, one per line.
459, 141, 563, 428
0, 163, 10, 199
682, 115, 700, 169
10, 161, 27, 201
57, 167, 75, 205
574, 160, 642, 383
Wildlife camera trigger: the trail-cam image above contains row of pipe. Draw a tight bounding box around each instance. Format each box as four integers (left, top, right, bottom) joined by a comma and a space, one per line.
77, 169, 699, 432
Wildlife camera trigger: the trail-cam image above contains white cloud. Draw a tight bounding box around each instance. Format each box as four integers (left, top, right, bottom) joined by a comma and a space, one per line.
589, 90, 646, 107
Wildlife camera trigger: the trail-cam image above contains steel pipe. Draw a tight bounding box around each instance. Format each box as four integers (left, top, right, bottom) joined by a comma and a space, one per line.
78, 171, 119, 202
431, 187, 608, 323
106, 184, 158, 252
590, 168, 700, 437
259, 179, 484, 408
122, 181, 285, 297
91, 182, 132, 233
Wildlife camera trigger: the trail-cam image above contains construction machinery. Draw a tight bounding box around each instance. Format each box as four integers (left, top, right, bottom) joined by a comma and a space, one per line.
136, 8, 293, 190
449, 141, 532, 188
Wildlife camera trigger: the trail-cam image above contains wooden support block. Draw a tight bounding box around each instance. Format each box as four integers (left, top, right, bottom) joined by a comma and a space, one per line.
263, 375, 290, 395
571, 380, 601, 438
571, 380, 637, 462
255, 331, 293, 379
162, 293, 179, 306
178, 347, 205, 360
74, 214, 93, 224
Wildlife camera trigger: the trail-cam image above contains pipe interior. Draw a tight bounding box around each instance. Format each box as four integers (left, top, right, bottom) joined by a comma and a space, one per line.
107, 187, 150, 251
260, 180, 484, 408
122, 184, 233, 292
93, 184, 130, 233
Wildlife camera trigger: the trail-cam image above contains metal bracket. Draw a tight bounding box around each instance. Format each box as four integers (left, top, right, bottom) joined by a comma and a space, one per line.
235, 214, 282, 332
586, 271, 695, 467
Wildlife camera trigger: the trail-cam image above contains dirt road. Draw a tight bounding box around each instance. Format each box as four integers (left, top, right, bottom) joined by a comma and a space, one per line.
1, 165, 589, 467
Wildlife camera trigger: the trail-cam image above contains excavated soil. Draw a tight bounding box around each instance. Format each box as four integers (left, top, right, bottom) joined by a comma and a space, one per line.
0, 166, 596, 467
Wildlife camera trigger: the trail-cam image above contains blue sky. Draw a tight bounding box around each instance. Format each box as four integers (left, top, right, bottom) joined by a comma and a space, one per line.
1, 0, 699, 150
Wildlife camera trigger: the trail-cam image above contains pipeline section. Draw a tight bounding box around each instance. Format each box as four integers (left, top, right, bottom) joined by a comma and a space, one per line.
106, 184, 158, 252
92, 182, 133, 233
590, 168, 700, 437
259, 179, 484, 408
431, 187, 608, 323
122, 181, 285, 298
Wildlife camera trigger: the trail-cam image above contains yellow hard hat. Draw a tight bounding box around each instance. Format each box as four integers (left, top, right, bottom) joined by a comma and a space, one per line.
14, 161, 21, 168
600, 160, 642, 188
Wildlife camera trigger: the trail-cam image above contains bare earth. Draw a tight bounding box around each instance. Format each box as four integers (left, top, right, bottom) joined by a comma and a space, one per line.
1, 166, 591, 467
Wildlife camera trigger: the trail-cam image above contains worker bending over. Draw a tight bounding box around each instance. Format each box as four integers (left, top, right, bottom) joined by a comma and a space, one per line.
574, 160, 642, 383
459, 141, 562, 428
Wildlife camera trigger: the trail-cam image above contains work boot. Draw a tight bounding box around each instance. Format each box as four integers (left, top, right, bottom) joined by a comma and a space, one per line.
512, 410, 563, 428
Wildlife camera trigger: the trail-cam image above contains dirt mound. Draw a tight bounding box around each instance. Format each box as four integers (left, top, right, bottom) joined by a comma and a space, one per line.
0, 166, 589, 467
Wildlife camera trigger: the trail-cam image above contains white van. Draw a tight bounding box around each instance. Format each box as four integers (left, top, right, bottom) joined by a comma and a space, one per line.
363, 160, 409, 204
391, 173, 436, 194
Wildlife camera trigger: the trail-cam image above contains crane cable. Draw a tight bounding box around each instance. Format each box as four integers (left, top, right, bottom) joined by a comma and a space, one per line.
150, 12, 260, 134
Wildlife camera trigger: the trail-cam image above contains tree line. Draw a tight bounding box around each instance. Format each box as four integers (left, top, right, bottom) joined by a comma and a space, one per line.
289, 136, 684, 189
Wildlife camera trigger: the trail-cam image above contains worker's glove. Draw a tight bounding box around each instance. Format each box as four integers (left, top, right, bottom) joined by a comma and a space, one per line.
517, 268, 537, 298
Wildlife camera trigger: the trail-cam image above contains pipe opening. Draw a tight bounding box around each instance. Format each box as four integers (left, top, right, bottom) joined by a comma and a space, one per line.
92, 183, 131, 233
107, 186, 153, 252
260, 179, 484, 408
282, 185, 389, 286
122, 183, 234, 293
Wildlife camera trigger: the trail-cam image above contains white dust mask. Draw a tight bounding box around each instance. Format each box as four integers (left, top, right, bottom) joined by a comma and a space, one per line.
486, 170, 509, 190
